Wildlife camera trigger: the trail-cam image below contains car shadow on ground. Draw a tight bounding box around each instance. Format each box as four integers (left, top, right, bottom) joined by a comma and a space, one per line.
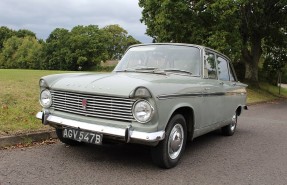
55, 127, 250, 169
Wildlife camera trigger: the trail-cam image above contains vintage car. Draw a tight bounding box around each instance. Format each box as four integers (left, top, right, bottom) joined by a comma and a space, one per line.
36, 43, 247, 168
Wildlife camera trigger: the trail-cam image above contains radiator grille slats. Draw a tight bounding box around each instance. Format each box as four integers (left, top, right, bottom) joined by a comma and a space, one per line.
51, 90, 135, 122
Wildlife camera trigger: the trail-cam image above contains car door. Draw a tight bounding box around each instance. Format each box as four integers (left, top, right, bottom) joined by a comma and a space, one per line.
216, 54, 236, 121
200, 50, 226, 129
216, 55, 240, 120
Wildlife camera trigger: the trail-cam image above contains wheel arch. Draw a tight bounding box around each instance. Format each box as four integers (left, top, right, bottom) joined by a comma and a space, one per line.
168, 106, 195, 141
236, 105, 244, 116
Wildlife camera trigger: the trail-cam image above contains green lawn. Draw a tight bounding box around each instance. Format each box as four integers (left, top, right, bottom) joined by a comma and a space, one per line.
247, 82, 287, 104
0, 69, 72, 136
0, 69, 286, 136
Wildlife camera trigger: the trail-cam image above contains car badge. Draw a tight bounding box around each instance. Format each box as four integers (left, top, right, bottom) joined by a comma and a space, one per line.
82, 99, 87, 110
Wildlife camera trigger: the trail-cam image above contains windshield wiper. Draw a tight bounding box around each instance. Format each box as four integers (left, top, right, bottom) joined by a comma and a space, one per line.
115, 67, 166, 75
115, 67, 158, 72
164, 69, 193, 75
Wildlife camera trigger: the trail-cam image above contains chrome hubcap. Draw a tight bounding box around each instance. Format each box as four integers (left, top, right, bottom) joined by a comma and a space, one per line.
230, 115, 237, 131
168, 123, 184, 160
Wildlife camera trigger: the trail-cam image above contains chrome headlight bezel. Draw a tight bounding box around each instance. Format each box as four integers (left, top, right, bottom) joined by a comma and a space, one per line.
39, 79, 48, 88
40, 89, 52, 108
130, 87, 152, 98
132, 99, 154, 123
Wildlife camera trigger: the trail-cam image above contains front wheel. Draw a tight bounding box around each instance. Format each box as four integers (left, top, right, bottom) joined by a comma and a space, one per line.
221, 114, 237, 136
151, 114, 187, 169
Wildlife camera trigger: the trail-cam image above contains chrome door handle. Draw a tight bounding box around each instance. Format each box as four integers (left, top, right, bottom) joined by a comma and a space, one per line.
204, 87, 210, 90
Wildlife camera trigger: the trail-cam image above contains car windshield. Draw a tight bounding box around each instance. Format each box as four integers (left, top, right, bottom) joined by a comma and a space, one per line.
114, 45, 201, 76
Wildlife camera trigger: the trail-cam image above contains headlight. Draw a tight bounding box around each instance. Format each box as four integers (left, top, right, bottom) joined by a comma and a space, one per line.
133, 100, 154, 123
40, 89, 52, 108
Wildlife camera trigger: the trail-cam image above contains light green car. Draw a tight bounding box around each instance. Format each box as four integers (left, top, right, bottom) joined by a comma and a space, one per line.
36, 43, 247, 168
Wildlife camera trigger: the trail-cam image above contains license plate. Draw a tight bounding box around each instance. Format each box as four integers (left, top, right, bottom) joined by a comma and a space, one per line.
62, 128, 102, 145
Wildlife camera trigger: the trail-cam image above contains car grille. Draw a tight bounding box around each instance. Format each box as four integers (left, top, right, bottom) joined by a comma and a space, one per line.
51, 90, 135, 122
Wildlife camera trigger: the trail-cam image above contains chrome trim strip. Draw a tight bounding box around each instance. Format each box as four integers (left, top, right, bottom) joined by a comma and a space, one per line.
157, 92, 225, 100
157, 92, 202, 100
36, 112, 165, 142
157, 91, 246, 100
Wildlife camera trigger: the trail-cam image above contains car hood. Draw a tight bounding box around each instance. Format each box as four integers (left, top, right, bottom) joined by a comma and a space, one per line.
43, 72, 203, 98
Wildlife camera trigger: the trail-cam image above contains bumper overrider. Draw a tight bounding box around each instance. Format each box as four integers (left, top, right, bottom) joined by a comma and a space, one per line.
36, 111, 165, 146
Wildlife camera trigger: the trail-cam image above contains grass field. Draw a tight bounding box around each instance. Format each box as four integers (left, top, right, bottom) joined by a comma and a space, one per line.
0, 69, 72, 136
0, 69, 286, 136
247, 83, 287, 104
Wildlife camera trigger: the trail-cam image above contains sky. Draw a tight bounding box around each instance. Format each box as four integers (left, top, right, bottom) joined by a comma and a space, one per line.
0, 0, 153, 43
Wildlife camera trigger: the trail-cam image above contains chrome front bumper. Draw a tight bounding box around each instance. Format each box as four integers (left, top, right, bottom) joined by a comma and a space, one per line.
36, 112, 165, 145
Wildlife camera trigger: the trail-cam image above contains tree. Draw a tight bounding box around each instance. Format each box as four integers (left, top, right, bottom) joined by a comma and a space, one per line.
44, 25, 140, 71
44, 25, 111, 70
16, 29, 36, 38
263, 45, 287, 85
0, 36, 44, 69
44, 28, 70, 70
238, 0, 287, 83
0, 36, 22, 68
0, 26, 16, 51
139, 0, 287, 83
68, 25, 109, 70
102, 24, 140, 60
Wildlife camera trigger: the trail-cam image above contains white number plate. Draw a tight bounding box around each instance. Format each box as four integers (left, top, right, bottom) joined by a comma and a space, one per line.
63, 128, 102, 145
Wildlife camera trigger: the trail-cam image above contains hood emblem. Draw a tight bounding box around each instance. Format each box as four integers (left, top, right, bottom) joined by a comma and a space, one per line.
82, 99, 87, 110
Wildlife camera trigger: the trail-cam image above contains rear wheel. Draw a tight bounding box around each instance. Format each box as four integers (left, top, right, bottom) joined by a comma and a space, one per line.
56, 128, 82, 146
221, 114, 237, 136
151, 114, 187, 169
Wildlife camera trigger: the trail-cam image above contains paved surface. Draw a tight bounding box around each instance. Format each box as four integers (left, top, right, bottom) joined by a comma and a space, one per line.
0, 101, 287, 185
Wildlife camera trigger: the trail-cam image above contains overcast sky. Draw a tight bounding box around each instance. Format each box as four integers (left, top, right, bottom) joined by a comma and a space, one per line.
0, 0, 152, 43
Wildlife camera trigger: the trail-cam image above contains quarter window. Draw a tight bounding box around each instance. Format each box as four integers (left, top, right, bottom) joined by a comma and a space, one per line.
217, 57, 229, 81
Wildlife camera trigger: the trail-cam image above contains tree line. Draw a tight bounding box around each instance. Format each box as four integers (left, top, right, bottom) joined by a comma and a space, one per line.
139, 0, 287, 84
0, 25, 140, 71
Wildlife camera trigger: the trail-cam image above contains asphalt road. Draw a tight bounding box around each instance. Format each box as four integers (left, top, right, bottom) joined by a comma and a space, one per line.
1, 101, 287, 185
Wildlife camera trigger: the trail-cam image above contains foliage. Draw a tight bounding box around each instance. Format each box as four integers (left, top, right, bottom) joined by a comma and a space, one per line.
103, 25, 140, 60
139, 0, 287, 82
44, 25, 109, 70
0, 36, 44, 69
0, 25, 139, 71
263, 46, 287, 85
0, 26, 16, 50
16, 29, 36, 38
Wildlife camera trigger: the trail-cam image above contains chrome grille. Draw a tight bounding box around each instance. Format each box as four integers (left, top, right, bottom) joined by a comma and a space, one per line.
51, 90, 135, 122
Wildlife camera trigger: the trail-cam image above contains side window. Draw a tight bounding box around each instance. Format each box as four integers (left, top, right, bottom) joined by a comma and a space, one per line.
217, 56, 229, 81
204, 52, 217, 79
